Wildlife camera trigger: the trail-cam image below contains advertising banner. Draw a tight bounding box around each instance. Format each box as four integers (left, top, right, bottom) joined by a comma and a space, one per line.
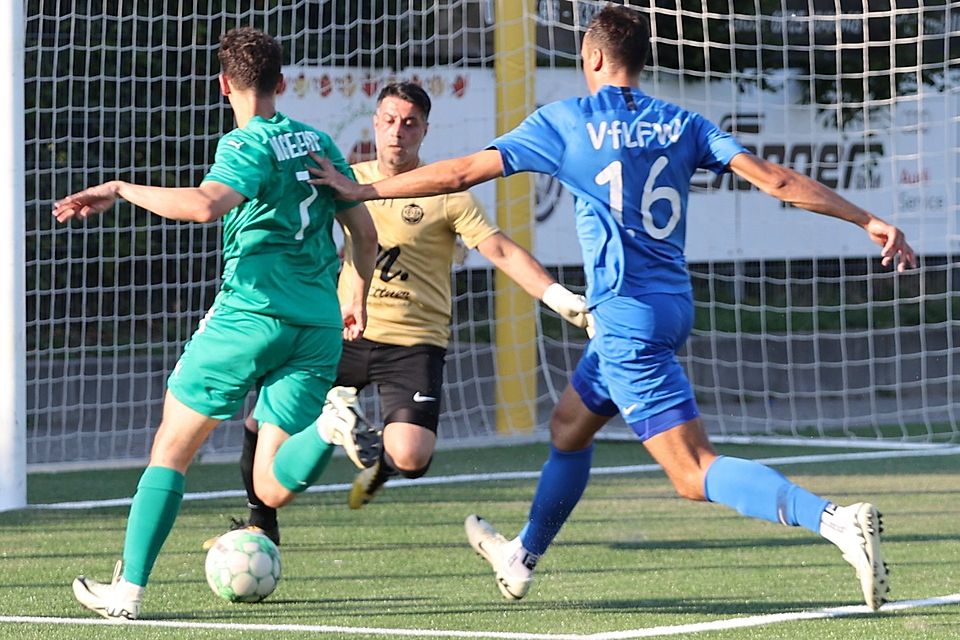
280, 66, 957, 265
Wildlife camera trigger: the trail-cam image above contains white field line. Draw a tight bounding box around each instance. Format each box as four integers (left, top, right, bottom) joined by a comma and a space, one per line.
584, 593, 960, 639
0, 615, 584, 639
31, 445, 960, 511
2, 593, 959, 639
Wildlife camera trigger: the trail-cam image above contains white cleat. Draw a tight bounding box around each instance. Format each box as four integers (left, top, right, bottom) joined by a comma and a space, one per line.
820, 502, 889, 610
464, 514, 538, 601
316, 386, 381, 469
72, 560, 144, 621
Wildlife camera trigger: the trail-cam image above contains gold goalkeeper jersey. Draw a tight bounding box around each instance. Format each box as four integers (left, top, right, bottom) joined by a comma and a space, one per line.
339, 160, 499, 348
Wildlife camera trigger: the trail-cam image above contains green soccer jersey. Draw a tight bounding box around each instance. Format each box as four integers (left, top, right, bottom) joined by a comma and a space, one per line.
202, 112, 356, 327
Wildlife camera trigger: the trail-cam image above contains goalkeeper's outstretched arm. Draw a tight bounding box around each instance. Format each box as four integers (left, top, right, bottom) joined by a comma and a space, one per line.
475, 232, 592, 333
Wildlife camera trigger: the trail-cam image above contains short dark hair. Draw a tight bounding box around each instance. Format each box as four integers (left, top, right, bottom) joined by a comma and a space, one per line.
584, 5, 651, 75
218, 27, 283, 95
376, 82, 432, 120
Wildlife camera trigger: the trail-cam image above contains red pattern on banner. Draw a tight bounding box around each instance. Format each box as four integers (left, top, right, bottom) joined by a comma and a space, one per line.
452, 75, 467, 97
362, 74, 380, 97
317, 74, 332, 97
293, 70, 470, 100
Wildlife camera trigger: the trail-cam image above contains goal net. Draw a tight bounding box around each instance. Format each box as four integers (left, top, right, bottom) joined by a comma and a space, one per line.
21, 1, 959, 472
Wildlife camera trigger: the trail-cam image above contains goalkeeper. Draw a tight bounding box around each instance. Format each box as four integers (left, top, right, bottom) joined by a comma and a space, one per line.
308, 6, 916, 611
208, 81, 592, 547
53, 27, 378, 621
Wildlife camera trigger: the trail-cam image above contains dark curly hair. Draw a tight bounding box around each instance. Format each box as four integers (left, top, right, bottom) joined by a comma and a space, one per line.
584, 5, 650, 75
218, 27, 283, 95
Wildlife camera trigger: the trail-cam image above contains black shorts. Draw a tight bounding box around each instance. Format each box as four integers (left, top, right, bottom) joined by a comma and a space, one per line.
335, 337, 446, 433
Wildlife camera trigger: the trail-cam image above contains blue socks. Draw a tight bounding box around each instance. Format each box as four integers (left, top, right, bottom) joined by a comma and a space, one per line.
515, 449, 828, 560
703, 456, 829, 533
519, 445, 593, 556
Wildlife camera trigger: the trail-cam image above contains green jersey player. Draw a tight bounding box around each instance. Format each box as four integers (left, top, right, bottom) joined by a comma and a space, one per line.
53, 27, 378, 620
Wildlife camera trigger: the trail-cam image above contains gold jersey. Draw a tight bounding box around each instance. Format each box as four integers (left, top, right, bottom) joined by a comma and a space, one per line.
339, 160, 499, 348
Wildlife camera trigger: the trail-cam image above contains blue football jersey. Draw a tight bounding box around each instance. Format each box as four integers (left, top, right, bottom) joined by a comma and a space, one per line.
491, 85, 745, 305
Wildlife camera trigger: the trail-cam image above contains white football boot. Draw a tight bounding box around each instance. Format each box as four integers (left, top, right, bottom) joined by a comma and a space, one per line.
72, 560, 144, 621
819, 502, 889, 610
316, 386, 381, 469
465, 514, 539, 601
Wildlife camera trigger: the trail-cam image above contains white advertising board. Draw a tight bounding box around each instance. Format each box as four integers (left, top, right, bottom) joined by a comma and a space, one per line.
536, 69, 958, 263
280, 66, 958, 265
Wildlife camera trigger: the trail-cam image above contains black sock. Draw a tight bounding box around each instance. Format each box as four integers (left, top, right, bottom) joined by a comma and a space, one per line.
240, 427, 277, 530
363, 450, 400, 493
385, 449, 432, 480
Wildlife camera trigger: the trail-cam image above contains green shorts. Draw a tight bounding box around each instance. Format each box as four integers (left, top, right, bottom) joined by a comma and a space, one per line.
167, 305, 342, 434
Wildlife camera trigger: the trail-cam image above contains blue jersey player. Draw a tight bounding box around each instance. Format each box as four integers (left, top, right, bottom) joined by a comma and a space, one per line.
310, 6, 915, 611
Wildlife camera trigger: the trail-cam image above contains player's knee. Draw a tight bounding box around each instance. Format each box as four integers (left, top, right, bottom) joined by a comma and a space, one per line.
381, 421, 435, 475
549, 417, 595, 450
257, 486, 293, 509
253, 473, 296, 509
395, 458, 432, 479
260, 493, 282, 509
147, 444, 193, 474
385, 449, 432, 478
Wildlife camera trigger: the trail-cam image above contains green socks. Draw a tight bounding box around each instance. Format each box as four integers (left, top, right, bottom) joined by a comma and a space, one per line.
272, 426, 334, 492
122, 466, 185, 586
118, 429, 332, 588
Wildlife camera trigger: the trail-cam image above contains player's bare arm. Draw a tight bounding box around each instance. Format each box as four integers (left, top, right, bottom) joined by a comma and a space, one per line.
336, 203, 378, 341
53, 180, 244, 224
476, 232, 592, 332
476, 233, 555, 298
728, 152, 917, 271
308, 149, 504, 200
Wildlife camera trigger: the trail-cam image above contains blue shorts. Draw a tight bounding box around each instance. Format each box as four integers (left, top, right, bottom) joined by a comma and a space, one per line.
571, 291, 700, 440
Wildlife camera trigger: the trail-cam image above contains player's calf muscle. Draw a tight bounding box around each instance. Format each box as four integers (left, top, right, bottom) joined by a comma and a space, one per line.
255, 476, 295, 508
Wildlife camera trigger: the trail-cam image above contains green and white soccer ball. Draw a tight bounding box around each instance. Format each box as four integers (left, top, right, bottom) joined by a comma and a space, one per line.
205, 528, 281, 603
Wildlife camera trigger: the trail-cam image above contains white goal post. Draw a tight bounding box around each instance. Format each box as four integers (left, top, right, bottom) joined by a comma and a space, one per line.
15, 2, 960, 490
2, 1, 26, 511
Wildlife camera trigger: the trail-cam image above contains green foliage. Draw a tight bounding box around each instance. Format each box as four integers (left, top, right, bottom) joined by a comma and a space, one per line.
539, 1, 959, 127
455, 259, 957, 341
23, 3, 959, 351
25, 2, 491, 355
691, 256, 960, 333
640, 0, 960, 128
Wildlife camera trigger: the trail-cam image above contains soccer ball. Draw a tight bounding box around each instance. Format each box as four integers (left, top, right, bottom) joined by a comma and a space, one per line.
205, 528, 281, 603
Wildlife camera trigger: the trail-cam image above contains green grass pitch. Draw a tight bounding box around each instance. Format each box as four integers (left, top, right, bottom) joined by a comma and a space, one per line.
1, 440, 958, 640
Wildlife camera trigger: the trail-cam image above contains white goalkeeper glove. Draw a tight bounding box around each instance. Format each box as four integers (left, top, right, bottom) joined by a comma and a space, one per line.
541, 283, 594, 337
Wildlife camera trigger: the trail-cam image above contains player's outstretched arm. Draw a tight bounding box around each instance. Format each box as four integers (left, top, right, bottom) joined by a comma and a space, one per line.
308, 149, 505, 201
728, 153, 917, 271
477, 232, 593, 334
335, 203, 378, 341
53, 180, 244, 224
52, 181, 124, 221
